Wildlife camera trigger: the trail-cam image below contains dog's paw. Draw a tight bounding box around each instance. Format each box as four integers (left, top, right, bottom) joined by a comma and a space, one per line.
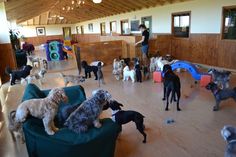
177, 108, 181, 111
162, 98, 166, 101
53, 127, 59, 132
95, 122, 102, 128
46, 130, 55, 135
213, 106, 219, 111
165, 108, 169, 111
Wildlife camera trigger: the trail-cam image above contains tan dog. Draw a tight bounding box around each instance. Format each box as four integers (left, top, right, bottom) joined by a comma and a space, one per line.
8, 88, 68, 143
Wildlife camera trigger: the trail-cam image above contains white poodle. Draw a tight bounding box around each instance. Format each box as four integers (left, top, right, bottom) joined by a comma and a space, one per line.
123, 66, 136, 83
8, 88, 68, 141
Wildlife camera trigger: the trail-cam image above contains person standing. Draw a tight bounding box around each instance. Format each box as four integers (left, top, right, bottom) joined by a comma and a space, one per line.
135, 24, 149, 66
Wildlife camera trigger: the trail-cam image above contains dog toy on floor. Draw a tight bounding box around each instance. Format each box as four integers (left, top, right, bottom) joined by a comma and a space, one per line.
165, 118, 175, 124
8, 88, 68, 143
103, 100, 147, 143
5, 65, 33, 85
81, 60, 98, 80
206, 82, 236, 111
221, 125, 236, 157
64, 89, 112, 134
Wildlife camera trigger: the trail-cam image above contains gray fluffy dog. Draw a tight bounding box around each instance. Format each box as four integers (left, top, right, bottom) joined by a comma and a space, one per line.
221, 125, 236, 157
64, 89, 112, 133
208, 69, 231, 89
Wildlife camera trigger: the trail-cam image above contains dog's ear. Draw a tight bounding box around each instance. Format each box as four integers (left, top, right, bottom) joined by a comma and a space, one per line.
221, 127, 232, 141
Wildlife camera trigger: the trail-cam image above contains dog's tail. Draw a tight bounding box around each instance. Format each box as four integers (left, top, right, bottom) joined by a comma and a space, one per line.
60, 72, 66, 78
5, 66, 12, 75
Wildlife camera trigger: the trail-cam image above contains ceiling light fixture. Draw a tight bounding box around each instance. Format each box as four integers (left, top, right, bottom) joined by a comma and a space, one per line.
93, 0, 102, 3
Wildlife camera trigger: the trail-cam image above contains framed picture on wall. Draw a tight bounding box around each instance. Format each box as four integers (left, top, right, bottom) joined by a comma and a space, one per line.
131, 20, 140, 31
88, 23, 93, 32
36, 27, 46, 36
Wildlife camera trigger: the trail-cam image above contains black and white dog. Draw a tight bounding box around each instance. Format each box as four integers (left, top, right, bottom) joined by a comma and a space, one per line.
81, 60, 98, 80
134, 58, 142, 83
5, 65, 33, 85
206, 82, 236, 111
208, 69, 231, 89
103, 100, 147, 143
221, 125, 236, 157
162, 64, 181, 111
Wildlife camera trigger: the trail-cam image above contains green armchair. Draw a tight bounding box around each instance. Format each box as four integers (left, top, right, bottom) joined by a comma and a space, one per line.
22, 84, 121, 157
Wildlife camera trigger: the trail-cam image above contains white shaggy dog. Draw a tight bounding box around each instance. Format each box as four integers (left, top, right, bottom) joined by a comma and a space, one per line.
21, 69, 47, 85
8, 88, 68, 142
123, 66, 136, 83
112, 59, 123, 80
149, 57, 156, 72
155, 57, 178, 71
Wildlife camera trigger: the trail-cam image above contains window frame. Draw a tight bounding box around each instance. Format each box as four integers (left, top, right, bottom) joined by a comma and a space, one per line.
120, 19, 129, 35
171, 11, 191, 39
110, 21, 117, 33
221, 5, 236, 41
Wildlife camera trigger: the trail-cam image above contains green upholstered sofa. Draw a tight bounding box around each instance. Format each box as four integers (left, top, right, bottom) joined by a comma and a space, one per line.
22, 84, 121, 157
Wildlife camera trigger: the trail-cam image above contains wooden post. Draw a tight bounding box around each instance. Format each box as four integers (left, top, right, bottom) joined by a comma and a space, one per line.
72, 44, 81, 75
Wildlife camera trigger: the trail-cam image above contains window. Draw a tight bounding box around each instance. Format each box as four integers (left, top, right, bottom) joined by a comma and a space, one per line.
131, 20, 140, 32
120, 19, 129, 35
222, 6, 236, 40
110, 21, 117, 33
88, 23, 93, 32
100, 22, 106, 36
172, 12, 190, 38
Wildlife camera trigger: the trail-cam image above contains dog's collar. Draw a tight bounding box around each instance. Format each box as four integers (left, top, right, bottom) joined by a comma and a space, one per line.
213, 88, 220, 95
111, 110, 120, 116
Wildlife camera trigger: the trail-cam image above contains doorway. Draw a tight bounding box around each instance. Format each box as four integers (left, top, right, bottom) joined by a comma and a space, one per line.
80, 26, 84, 35
120, 19, 129, 35
62, 27, 72, 40
141, 16, 152, 36
100, 22, 106, 35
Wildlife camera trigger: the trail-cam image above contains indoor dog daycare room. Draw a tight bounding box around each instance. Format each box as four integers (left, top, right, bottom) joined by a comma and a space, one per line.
1, 0, 236, 157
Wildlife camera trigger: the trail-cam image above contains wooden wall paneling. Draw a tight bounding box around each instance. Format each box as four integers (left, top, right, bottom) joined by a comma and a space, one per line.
25, 35, 63, 46
0, 44, 17, 84
79, 40, 123, 65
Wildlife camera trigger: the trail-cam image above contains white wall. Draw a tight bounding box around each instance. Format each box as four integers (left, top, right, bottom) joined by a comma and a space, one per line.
75, 0, 236, 34
20, 24, 76, 37
0, 2, 10, 43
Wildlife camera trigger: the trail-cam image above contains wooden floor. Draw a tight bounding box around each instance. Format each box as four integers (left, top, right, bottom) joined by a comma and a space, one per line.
1, 58, 236, 157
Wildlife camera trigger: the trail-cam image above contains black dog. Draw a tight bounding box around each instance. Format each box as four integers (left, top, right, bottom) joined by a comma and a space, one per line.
103, 100, 147, 143
81, 61, 98, 80
5, 65, 32, 85
206, 82, 236, 111
162, 64, 181, 111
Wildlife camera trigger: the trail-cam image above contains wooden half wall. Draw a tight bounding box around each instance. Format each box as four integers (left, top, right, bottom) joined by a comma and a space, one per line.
0, 43, 17, 84
150, 34, 236, 70
78, 40, 123, 65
